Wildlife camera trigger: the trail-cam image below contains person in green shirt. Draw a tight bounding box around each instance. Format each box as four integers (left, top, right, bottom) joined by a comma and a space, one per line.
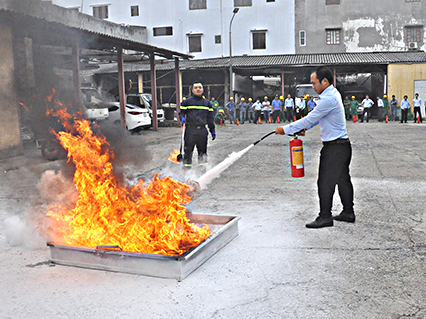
214, 108, 226, 124
350, 96, 359, 120
210, 97, 219, 113
343, 96, 351, 120
383, 94, 389, 121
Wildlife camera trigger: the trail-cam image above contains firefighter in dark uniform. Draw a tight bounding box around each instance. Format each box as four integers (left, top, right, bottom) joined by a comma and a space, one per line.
179, 82, 216, 168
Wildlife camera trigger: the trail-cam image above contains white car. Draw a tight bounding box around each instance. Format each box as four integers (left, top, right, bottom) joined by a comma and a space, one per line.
126, 93, 165, 122
107, 102, 152, 131
80, 88, 109, 122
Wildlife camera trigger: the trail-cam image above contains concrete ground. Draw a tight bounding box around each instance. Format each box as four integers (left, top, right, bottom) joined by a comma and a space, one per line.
1, 118, 426, 318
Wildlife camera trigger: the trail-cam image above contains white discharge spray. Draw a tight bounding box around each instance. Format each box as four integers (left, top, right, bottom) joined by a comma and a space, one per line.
197, 144, 254, 189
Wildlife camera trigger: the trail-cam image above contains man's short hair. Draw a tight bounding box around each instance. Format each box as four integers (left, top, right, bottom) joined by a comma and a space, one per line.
312, 66, 333, 85
192, 82, 203, 88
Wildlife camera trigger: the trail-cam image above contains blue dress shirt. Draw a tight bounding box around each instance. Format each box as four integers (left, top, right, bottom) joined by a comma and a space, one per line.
283, 85, 348, 142
400, 99, 411, 109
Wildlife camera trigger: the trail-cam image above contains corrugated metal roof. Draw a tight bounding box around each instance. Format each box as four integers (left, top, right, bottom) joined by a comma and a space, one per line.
96, 51, 426, 74
0, 0, 191, 59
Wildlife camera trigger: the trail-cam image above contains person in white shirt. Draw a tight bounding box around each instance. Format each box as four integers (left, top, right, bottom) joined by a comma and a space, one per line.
377, 96, 384, 122
284, 94, 295, 123
297, 96, 306, 120
262, 96, 271, 123
413, 93, 422, 123
360, 95, 374, 123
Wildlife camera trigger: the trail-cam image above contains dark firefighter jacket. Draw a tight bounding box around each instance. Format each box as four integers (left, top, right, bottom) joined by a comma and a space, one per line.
179, 95, 215, 133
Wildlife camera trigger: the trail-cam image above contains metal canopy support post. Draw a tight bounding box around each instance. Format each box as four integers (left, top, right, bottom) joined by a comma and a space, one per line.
150, 53, 158, 131
281, 71, 285, 97
71, 41, 82, 108
117, 47, 126, 129
333, 67, 337, 87
229, 8, 239, 99
175, 57, 182, 127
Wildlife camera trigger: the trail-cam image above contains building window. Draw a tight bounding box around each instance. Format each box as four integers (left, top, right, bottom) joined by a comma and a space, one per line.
299, 30, 306, 46
153, 27, 173, 37
326, 0, 340, 4
326, 29, 341, 45
405, 26, 423, 42
266, 0, 275, 2
405, 0, 421, 2
188, 35, 202, 52
92, 5, 108, 19
252, 32, 266, 50
215, 35, 221, 44
131, 5, 139, 16
235, 0, 252, 6
189, 0, 206, 10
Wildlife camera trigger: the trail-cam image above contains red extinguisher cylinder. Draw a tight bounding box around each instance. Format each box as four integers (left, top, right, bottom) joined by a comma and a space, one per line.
289, 137, 304, 178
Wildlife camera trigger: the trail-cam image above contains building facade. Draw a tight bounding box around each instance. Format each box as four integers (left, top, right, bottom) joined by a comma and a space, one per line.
295, 0, 426, 54
51, 0, 295, 58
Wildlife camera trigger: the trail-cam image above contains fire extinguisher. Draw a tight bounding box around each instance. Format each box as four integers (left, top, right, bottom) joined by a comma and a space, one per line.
289, 136, 304, 178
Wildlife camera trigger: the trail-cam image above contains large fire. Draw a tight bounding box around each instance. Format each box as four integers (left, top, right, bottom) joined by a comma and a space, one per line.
46, 112, 210, 256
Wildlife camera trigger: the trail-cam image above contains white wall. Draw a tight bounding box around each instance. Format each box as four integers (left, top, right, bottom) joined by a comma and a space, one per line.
52, 0, 295, 58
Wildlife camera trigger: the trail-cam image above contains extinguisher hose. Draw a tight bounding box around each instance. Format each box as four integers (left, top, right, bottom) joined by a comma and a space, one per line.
253, 131, 275, 145
253, 129, 304, 146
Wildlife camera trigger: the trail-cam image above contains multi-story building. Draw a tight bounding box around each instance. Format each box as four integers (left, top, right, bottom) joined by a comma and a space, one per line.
51, 0, 295, 58
295, 0, 426, 53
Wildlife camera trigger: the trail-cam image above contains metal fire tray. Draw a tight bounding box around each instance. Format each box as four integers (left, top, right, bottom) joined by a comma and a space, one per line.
47, 214, 240, 281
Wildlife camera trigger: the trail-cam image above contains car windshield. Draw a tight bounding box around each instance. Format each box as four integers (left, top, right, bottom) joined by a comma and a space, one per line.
296, 86, 317, 98
141, 94, 163, 109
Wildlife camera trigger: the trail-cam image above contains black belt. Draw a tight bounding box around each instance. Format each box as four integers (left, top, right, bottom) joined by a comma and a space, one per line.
323, 138, 350, 145
186, 124, 206, 129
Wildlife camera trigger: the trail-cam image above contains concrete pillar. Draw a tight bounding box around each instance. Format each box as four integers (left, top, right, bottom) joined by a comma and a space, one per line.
0, 23, 22, 158
138, 73, 143, 93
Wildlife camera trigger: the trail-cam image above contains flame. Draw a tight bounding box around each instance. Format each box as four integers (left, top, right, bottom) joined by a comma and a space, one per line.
46, 114, 210, 256
167, 149, 181, 163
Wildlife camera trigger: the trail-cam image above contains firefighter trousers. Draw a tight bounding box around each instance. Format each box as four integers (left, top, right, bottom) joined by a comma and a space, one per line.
183, 126, 208, 167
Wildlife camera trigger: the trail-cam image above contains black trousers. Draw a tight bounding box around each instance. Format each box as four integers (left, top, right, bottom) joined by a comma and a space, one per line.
183, 126, 208, 166
286, 108, 294, 122
272, 110, 281, 123
413, 107, 422, 123
318, 141, 354, 218
254, 110, 262, 123
361, 108, 371, 122
401, 109, 408, 123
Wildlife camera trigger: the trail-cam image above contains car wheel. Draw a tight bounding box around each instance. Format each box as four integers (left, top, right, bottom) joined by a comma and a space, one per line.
41, 140, 66, 161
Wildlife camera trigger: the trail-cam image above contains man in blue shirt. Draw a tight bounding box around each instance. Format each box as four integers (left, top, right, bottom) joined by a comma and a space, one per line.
271, 95, 282, 123
307, 96, 317, 112
225, 97, 236, 124
400, 95, 411, 123
275, 66, 355, 228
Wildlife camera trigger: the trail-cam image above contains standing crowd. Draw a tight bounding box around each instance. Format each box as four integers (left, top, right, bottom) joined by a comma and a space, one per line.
214, 93, 317, 125
340, 93, 424, 124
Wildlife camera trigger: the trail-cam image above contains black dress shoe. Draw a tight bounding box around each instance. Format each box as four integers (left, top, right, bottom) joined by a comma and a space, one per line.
333, 212, 356, 223
305, 216, 333, 228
